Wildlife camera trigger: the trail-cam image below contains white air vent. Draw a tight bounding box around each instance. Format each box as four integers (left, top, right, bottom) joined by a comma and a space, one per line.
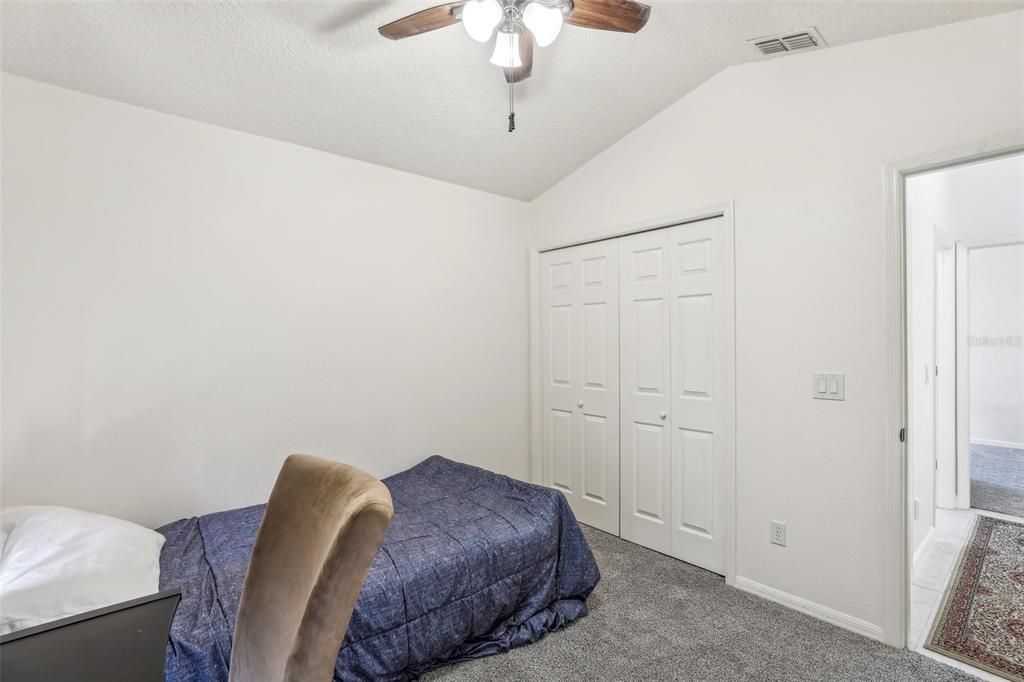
750, 27, 826, 57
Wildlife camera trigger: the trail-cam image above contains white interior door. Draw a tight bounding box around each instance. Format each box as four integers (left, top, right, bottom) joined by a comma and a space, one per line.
540, 241, 620, 534
619, 229, 673, 554
668, 217, 734, 574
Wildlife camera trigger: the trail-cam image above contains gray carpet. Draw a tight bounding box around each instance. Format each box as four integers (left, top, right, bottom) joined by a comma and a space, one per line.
970, 442, 1024, 518
424, 526, 976, 682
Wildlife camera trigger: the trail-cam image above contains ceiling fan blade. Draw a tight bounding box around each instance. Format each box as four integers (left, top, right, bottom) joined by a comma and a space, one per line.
378, 2, 464, 40
504, 31, 534, 83
566, 0, 651, 33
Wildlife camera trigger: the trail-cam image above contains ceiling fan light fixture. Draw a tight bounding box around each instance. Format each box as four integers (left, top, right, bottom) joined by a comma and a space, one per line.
462, 0, 503, 42
522, 2, 563, 47
489, 28, 523, 68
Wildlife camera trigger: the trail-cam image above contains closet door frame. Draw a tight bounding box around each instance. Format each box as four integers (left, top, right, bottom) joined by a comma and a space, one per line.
529, 201, 737, 587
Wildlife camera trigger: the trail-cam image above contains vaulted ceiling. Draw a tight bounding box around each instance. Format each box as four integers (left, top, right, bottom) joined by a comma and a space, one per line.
3, 1, 1020, 199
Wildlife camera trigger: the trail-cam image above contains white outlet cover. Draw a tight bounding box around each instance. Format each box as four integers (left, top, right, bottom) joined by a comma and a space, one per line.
770, 521, 787, 547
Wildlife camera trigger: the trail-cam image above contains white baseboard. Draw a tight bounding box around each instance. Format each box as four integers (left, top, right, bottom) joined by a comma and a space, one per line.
970, 438, 1024, 450
734, 576, 887, 643
913, 526, 935, 566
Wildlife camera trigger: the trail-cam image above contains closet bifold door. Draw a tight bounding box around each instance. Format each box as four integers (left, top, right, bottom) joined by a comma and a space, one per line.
540, 241, 620, 535
619, 229, 673, 554
668, 217, 733, 575
620, 217, 733, 574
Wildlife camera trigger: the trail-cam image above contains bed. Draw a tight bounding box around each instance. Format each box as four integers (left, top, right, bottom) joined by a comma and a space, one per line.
157, 455, 600, 681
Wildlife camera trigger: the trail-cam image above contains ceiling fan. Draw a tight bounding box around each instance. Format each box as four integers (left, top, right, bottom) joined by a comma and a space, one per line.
379, 0, 651, 131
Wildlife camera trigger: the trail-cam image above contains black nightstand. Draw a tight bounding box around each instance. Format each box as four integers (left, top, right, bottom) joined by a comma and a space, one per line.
0, 589, 181, 682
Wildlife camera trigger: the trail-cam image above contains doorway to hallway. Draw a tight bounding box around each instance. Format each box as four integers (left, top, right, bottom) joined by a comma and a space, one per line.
904, 151, 1023, 681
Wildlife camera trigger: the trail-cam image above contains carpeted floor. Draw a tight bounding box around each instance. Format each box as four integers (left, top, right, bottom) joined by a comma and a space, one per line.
971, 443, 1024, 518
424, 526, 976, 682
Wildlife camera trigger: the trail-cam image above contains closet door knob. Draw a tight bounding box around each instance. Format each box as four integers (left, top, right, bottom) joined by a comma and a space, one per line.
659, 411, 667, 420
577, 400, 584, 408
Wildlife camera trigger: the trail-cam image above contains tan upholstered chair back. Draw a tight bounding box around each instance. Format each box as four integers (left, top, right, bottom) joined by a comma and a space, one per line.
228, 454, 393, 682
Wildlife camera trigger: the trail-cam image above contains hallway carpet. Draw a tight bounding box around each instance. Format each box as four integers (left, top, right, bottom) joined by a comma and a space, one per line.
971, 443, 1024, 518
425, 526, 975, 681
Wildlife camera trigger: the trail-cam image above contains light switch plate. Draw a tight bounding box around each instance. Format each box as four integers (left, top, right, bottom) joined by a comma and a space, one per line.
813, 372, 845, 401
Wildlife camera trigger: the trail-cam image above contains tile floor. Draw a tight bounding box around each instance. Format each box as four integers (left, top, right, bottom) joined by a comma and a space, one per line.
910, 507, 1024, 682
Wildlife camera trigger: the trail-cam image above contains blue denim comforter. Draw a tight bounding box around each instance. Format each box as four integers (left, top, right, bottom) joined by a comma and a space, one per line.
158, 456, 600, 681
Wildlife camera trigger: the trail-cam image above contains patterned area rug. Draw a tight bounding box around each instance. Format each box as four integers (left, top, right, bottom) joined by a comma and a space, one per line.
927, 515, 1024, 681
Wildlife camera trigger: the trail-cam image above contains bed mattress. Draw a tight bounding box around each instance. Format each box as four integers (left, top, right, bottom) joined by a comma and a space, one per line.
158, 456, 600, 681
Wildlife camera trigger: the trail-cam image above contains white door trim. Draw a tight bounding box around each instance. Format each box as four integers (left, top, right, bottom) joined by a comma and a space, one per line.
954, 242, 971, 510
933, 240, 956, 510
531, 202, 733, 254
959, 232, 1024, 249
528, 200, 737, 586
883, 131, 1024, 649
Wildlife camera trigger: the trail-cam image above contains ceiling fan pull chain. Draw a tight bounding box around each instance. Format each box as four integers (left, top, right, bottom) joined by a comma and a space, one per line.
508, 78, 516, 133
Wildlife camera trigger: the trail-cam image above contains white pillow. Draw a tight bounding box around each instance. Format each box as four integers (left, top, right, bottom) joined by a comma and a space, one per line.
0, 506, 165, 635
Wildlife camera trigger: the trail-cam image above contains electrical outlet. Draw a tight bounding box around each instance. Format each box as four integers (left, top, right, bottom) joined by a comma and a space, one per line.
770, 521, 787, 547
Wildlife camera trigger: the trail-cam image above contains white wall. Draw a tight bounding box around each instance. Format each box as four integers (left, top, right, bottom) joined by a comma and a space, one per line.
969, 244, 1024, 448
528, 11, 1024, 640
1, 75, 530, 528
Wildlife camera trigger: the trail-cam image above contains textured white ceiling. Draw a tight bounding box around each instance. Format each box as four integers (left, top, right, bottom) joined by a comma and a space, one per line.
3, 1, 1021, 200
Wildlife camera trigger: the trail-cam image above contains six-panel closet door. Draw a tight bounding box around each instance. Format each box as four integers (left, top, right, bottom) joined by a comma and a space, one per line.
667, 217, 733, 574
540, 240, 620, 535
619, 217, 733, 574
541, 216, 733, 575
618, 229, 673, 554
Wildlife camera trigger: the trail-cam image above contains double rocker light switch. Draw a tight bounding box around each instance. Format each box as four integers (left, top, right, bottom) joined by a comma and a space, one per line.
813, 372, 845, 401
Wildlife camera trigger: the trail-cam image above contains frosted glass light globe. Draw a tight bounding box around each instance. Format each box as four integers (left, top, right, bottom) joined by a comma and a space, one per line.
462, 0, 503, 42
522, 2, 563, 47
489, 29, 523, 68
